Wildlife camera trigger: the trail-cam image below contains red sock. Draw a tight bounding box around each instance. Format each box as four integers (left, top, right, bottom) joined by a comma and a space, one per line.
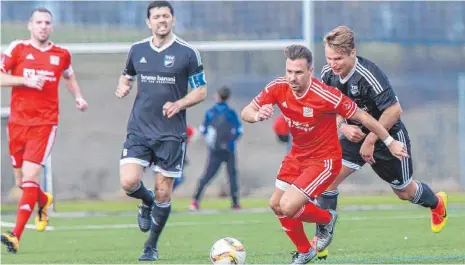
37, 187, 48, 208
277, 215, 311, 253
13, 181, 39, 240
293, 202, 331, 224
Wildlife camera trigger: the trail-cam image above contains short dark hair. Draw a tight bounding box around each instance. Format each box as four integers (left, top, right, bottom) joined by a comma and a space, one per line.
284, 45, 313, 67
217, 86, 231, 102
30, 7, 52, 20
147, 1, 174, 19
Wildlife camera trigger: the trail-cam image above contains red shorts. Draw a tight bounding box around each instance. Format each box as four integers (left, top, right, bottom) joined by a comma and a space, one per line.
276, 149, 342, 199
8, 123, 58, 168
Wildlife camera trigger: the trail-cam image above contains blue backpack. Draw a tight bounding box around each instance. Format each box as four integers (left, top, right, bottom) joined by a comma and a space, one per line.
208, 111, 235, 151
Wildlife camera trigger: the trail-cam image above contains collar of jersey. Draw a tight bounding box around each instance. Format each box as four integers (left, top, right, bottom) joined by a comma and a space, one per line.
292, 79, 313, 100
149, 34, 177, 53
28, 40, 55, 52
339, 57, 358, 84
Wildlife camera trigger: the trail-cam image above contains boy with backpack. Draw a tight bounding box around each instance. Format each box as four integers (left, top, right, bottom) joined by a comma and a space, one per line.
189, 86, 243, 210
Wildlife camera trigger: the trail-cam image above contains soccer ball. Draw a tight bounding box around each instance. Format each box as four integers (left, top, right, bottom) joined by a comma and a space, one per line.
210, 237, 246, 264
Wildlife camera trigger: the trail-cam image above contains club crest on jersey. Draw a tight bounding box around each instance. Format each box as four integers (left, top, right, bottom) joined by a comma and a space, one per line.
303, 106, 313, 117
164, 55, 175, 67
350, 85, 360, 96
50, 55, 60, 66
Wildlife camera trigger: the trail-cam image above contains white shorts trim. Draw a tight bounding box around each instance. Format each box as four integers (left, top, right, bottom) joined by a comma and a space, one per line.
40, 125, 58, 165
275, 179, 290, 191
342, 159, 362, 170
291, 184, 314, 201
390, 177, 413, 190
152, 165, 182, 178
120, 158, 150, 167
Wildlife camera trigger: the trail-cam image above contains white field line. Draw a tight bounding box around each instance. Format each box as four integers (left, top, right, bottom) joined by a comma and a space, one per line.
2, 213, 464, 231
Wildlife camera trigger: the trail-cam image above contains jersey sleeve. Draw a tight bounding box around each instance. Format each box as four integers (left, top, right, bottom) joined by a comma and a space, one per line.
62, 49, 74, 78
320, 64, 332, 85
1, 40, 22, 73
321, 84, 358, 119
122, 46, 136, 80
360, 65, 398, 111
252, 79, 281, 108
187, 47, 207, 89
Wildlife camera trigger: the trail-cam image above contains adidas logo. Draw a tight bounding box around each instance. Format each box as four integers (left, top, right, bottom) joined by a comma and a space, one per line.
175, 164, 181, 170
19, 204, 32, 211
140, 57, 147, 63
26, 54, 35, 60
282, 102, 287, 108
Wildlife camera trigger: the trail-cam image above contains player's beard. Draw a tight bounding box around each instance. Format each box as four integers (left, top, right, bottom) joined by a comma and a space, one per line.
156, 32, 170, 39
34, 32, 49, 44
155, 24, 171, 39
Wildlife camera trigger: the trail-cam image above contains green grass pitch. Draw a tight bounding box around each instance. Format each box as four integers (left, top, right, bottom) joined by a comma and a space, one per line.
1, 194, 465, 264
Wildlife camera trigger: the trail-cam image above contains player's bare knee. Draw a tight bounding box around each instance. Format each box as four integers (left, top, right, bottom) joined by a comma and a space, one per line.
21, 161, 42, 182
119, 171, 141, 192
279, 200, 298, 218
280, 205, 298, 218
120, 177, 140, 192
119, 164, 143, 191
269, 197, 282, 215
393, 189, 412, 201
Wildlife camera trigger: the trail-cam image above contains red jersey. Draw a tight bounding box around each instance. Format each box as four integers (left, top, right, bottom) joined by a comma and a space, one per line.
253, 77, 358, 159
1, 40, 73, 125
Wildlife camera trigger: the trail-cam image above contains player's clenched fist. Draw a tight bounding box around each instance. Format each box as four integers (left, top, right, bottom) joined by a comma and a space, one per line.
163, 101, 181, 118
255, 104, 274, 122
75, 97, 88, 112
24, 75, 45, 90
115, 83, 131, 98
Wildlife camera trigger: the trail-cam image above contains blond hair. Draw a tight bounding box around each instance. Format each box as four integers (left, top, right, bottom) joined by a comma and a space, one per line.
323, 26, 355, 55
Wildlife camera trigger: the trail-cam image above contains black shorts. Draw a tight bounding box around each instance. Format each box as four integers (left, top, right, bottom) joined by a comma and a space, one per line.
120, 134, 186, 178
341, 126, 413, 189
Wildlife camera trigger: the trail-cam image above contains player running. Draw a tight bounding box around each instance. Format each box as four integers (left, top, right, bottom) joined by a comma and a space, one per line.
315, 26, 448, 258
241, 44, 408, 264
1, 7, 88, 254
115, 1, 207, 261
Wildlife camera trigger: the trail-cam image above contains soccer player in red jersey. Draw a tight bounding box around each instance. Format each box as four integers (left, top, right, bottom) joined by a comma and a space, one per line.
0, 8, 88, 254
241, 45, 408, 264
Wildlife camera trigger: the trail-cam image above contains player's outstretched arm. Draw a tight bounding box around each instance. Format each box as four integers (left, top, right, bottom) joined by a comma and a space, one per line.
363, 102, 402, 144
241, 102, 273, 123
63, 73, 88, 111
0, 72, 44, 90
351, 109, 408, 160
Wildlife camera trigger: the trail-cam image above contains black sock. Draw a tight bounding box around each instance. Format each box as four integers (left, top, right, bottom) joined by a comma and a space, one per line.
410, 180, 438, 208
316, 190, 339, 210
144, 201, 172, 249
126, 182, 154, 206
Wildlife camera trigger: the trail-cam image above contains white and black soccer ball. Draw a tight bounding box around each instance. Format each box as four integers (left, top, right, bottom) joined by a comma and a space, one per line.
210, 237, 246, 264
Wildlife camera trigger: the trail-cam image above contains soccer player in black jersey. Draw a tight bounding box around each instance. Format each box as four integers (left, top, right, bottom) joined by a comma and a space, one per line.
316, 26, 448, 258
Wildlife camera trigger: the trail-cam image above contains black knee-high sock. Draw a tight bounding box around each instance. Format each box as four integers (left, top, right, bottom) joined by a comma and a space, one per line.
126, 182, 154, 206
144, 201, 171, 248
316, 190, 339, 210
410, 180, 438, 208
